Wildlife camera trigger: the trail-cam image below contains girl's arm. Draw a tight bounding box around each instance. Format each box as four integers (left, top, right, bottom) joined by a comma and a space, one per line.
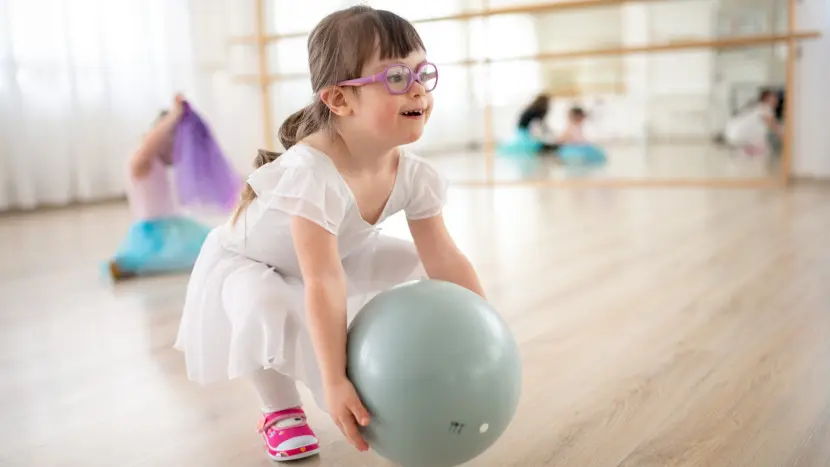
291, 215, 348, 384
129, 97, 185, 179
290, 215, 370, 451
408, 214, 485, 298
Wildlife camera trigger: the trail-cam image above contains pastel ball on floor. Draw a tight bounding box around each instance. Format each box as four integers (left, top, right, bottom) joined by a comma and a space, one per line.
346, 280, 522, 467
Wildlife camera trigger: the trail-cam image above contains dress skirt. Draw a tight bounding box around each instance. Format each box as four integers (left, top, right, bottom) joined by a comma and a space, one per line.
174, 227, 426, 410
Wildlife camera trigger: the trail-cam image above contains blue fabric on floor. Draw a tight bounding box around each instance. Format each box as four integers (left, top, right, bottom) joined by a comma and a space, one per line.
497, 128, 545, 155
558, 144, 607, 165
110, 216, 211, 275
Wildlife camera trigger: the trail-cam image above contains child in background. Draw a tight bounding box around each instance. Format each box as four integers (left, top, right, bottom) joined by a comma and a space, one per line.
105, 94, 240, 280
556, 106, 588, 145
555, 106, 608, 165
174, 6, 485, 462
724, 90, 783, 156
500, 92, 561, 154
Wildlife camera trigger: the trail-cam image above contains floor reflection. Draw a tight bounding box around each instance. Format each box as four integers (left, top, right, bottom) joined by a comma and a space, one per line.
426, 141, 780, 182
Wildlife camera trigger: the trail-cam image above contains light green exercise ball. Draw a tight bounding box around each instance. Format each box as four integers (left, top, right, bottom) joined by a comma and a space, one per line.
346, 279, 522, 467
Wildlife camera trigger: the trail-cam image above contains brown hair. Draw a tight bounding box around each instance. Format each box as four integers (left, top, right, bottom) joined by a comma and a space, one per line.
231, 5, 425, 225
230, 149, 280, 223
525, 93, 551, 117
569, 106, 586, 120
759, 89, 776, 102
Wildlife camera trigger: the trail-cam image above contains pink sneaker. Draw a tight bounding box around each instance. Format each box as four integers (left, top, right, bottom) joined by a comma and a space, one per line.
257, 407, 320, 462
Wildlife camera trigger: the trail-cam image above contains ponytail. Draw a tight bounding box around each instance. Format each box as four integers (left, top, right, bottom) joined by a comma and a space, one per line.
278, 100, 330, 149
231, 99, 332, 225
230, 149, 281, 225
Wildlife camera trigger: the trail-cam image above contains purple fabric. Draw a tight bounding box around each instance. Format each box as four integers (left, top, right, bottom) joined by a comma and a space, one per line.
172, 102, 242, 213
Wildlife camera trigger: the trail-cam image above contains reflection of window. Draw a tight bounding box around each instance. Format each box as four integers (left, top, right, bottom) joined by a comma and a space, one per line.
269, 0, 471, 37
369, 0, 467, 21
417, 20, 469, 64
471, 15, 538, 60
472, 15, 541, 107
270, 0, 354, 35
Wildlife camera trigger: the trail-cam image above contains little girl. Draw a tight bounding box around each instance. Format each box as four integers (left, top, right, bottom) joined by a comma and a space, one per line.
556, 106, 588, 145
105, 95, 241, 280
499, 92, 561, 155
724, 89, 783, 156
555, 106, 608, 165
174, 6, 485, 462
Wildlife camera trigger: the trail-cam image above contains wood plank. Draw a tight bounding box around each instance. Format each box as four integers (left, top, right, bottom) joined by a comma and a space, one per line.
255, 0, 274, 150
781, 0, 798, 184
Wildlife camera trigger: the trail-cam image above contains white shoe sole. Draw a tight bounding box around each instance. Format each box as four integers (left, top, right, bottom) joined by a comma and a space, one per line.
269, 447, 320, 462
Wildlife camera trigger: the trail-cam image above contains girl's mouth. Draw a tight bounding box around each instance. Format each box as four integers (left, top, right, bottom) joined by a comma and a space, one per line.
401, 109, 425, 118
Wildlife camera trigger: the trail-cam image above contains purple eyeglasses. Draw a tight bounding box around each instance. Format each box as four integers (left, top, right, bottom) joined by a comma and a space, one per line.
337, 62, 438, 95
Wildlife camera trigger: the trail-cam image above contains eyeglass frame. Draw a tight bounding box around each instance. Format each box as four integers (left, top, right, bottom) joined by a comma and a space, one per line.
336, 62, 439, 95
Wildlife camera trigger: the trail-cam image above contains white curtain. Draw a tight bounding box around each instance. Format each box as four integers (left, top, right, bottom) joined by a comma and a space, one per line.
0, 0, 200, 211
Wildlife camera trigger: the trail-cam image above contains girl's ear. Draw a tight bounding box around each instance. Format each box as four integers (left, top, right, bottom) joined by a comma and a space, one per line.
319, 86, 352, 117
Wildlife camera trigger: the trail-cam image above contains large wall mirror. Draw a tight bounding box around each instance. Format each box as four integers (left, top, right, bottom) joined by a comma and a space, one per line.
235, 0, 818, 188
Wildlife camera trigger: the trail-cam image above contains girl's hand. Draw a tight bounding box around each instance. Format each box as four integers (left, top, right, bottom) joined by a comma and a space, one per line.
171, 93, 187, 118
324, 377, 371, 452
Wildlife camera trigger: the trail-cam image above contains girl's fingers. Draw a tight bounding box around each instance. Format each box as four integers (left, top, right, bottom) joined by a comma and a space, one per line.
339, 414, 369, 451
349, 399, 371, 426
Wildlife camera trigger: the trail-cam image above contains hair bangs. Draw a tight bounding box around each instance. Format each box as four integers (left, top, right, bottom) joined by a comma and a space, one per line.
372, 10, 425, 61
335, 8, 427, 82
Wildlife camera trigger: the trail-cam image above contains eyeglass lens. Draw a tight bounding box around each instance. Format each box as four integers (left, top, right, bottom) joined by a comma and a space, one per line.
384, 64, 437, 93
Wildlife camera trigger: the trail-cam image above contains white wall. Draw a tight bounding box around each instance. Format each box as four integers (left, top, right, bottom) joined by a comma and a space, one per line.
794, 0, 830, 178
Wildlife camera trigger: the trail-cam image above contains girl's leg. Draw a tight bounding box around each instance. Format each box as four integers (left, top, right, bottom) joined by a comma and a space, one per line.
249, 368, 301, 413
250, 369, 320, 462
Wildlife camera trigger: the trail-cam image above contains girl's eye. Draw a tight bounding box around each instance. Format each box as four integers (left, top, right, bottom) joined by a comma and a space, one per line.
385, 65, 410, 86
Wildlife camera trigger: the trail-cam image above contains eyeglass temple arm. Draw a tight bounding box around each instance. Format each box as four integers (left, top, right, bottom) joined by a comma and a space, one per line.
338, 73, 380, 87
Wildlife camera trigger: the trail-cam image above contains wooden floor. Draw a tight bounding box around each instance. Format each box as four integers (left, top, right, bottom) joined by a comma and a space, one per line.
2, 184, 830, 467
426, 142, 778, 183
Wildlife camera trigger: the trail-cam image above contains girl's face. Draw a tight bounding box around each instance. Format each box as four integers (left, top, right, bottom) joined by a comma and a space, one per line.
569, 114, 585, 125
345, 49, 435, 147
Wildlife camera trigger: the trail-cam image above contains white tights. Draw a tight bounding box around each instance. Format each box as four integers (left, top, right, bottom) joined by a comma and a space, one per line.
249, 368, 301, 413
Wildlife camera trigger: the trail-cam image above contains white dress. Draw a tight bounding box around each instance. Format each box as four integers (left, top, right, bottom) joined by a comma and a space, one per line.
174, 143, 447, 407
725, 103, 773, 148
